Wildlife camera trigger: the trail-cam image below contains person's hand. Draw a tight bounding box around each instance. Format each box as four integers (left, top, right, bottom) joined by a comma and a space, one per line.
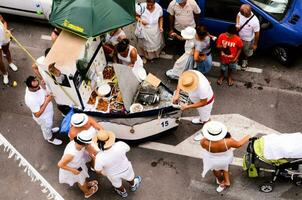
180, 104, 189, 111
172, 93, 179, 104
45, 94, 53, 102
71, 168, 80, 175
169, 30, 175, 38
141, 20, 149, 26
159, 27, 164, 33
40, 79, 46, 89
199, 54, 206, 61
252, 43, 258, 51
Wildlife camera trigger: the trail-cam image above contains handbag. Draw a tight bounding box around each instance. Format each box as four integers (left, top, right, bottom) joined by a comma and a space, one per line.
60, 107, 74, 135
135, 22, 145, 39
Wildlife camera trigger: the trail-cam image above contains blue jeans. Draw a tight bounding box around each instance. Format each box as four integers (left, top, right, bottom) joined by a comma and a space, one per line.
196, 54, 212, 74
220, 62, 237, 76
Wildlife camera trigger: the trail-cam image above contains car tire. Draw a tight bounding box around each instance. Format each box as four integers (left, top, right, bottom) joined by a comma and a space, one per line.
273, 46, 295, 67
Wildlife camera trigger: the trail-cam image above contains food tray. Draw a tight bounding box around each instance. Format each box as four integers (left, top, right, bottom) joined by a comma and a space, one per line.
95, 97, 110, 113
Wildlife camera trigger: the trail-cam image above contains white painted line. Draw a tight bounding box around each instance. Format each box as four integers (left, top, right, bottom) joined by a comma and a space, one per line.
41, 34, 52, 41
160, 53, 174, 59
139, 114, 280, 167
0, 133, 64, 200
212, 61, 263, 73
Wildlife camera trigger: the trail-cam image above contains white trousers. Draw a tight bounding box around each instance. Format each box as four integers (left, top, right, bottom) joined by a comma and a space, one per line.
33, 110, 54, 140
196, 100, 214, 122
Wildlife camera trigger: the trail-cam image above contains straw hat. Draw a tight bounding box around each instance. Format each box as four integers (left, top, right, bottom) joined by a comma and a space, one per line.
178, 70, 199, 92
71, 113, 89, 127
202, 121, 228, 141
181, 27, 196, 40
97, 130, 116, 149
76, 129, 94, 144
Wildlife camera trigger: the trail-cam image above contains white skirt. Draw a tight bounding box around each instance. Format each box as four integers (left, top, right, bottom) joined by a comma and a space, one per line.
59, 164, 89, 186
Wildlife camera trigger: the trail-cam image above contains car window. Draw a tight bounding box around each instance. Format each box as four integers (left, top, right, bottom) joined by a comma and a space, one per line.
250, 0, 291, 21
204, 0, 242, 22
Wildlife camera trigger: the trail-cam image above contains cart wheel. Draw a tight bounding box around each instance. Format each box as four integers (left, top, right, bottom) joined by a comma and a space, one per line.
295, 181, 302, 186
260, 183, 273, 193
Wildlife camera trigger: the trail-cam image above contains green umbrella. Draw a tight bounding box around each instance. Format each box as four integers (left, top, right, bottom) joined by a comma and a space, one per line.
49, 0, 135, 38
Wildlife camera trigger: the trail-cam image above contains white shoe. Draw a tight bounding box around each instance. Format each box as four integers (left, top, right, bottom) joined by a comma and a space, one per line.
191, 118, 203, 124
193, 132, 204, 141
142, 57, 147, 64
241, 60, 248, 70
51, 127, 60, 133
9, 63, 18, 71
48, 138, 62, 145
165, 69, 179, 80
216, 185, 226, 193
3, 74, 9, 84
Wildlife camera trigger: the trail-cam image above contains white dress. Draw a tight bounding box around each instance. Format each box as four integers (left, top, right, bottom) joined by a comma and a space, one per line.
201, 139, 234, 177
117, 45, 146, 82
166, 39, 195, 79
136, 3, 164, 59
59, 141, 89, 186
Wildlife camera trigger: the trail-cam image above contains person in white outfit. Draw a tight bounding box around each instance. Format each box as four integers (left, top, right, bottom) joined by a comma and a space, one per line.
135, 0, 164, 61
24, 76, 62, 145
0, 15, 18, 84
173, 70, 215, 141
116, 39, 147, 82
200, 121, 249, 192
236, 4, 260, 69
58, 130, 99, 199
103, 28, 127, 60
166, 26, 196, 80
95, 130, 142, 198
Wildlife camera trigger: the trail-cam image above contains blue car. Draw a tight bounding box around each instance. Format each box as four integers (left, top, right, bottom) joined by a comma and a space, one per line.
158, 0, 302, 66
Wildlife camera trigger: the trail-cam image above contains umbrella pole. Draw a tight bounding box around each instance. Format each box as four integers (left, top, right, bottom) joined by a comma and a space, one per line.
6, 30, 79, 107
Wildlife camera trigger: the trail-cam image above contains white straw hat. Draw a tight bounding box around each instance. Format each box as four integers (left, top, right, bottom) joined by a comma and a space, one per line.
202, 121, 228, 141
71, 113, 89, 127
76, 129, 94, 144
181, 27, 196, 40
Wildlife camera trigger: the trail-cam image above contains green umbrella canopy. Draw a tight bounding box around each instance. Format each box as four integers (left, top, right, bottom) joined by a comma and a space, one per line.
49, 0, 135, 38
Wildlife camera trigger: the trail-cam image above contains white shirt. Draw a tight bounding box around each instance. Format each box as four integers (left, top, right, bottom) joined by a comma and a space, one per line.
167, 0, 201, 32
94, 141, 131, 176
105, 30, 126, 46
237, 12, 260, 41
188, 70, 213, 103
0, 21, 10, 47
63, 140, 86, 168
24, 87, 53, 120
137, 3, 163, 26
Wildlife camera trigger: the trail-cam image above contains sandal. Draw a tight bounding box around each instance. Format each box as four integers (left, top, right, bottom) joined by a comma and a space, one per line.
217, 77, 224, 85
84, 185, 98, 198
88, 180, 98, 187
227, 78, 234, 86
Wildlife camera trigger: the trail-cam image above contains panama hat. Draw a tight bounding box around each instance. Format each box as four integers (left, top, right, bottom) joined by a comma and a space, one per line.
71, 113, 89, 127
178, 70, 199, 92
202, 121, 228, 141
181, 27, 196, 40
97, 130, 116, 149
76, 129, 94, 144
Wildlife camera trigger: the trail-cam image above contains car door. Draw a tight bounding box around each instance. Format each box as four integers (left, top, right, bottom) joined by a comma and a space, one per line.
199, 0, 243, 36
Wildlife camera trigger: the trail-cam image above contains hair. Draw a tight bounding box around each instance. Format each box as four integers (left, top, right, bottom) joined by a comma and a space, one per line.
225, 132, 231, 138
146, 0, 155, 3
196, 25, 208, 39
25, 76, 36, 88
116, 38, 130, 53
97, 140, 106, 151
44, 48, 51, 57
227, 25, 237, 35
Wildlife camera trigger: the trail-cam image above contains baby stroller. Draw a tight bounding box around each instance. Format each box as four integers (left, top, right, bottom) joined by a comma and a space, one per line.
243, 133, 302, 193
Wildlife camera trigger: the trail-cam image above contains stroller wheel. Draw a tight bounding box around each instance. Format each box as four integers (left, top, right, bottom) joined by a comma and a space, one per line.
260, 183, 273, 193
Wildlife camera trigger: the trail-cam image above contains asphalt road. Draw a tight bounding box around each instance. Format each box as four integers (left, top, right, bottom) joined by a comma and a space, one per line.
0, 15, 302, 200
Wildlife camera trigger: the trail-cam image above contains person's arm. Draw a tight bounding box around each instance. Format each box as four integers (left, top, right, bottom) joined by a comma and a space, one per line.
253, 31, 260, 51
89, 117, 104, 131
181, 98, 207, 111
58, 154, 80, 175
32, 63, 43, 81
236, 14, 240, 30
0, 15, 8, 29
228, 135, 250, 148
194, 49, 206, 62
232, 48, 242, 63
129, 48, 138, 67
172, 84, 181, 104
159, 16, 164, 32
168, 14, 175, 36
33, 94, 53, 118
194, 13, 200, 27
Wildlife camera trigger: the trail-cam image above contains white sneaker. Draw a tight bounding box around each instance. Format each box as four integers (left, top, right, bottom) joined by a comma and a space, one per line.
48, 138, 62, 145
9, 63, 18, 72
191, 118, 203, 124
51, 127, 60, 133
193, 132, 204, 141
241, 60, 248, 70
216, 185, 226, 193
165, 69, 179, 80
3, 74, 9, 84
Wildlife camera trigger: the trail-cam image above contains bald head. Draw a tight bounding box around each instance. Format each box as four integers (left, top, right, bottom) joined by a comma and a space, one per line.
240, 4, 252, 17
